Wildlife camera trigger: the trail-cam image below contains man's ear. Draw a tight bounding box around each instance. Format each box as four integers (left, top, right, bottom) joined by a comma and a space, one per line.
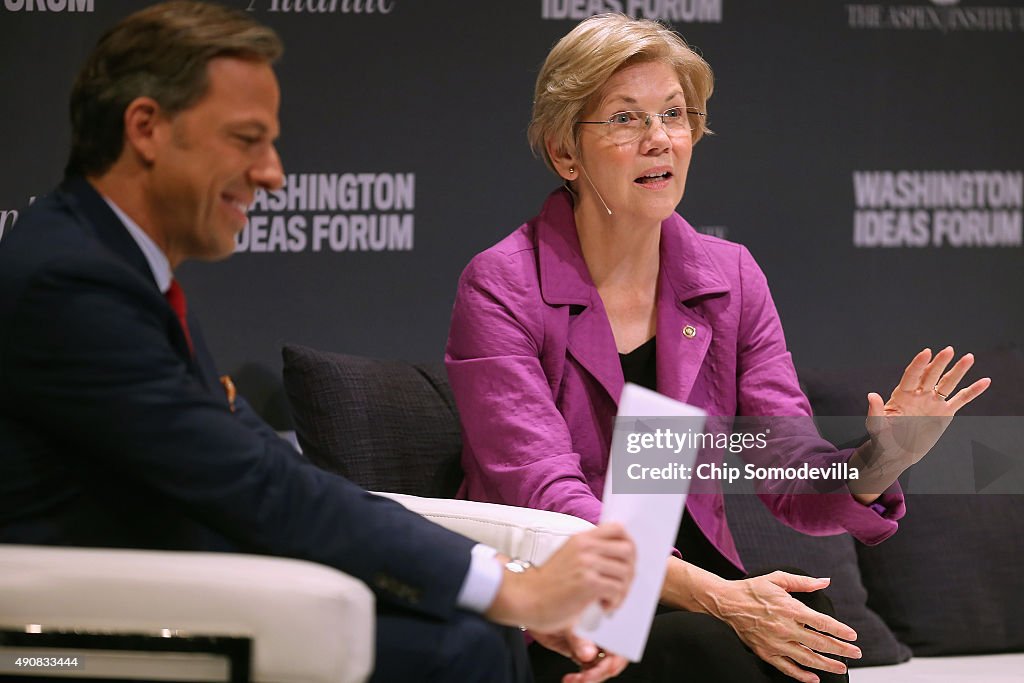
546, 137, 579, 182
122, 96, 165, 165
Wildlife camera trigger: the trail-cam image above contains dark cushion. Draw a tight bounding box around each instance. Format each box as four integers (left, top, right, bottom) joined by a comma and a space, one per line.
726, 493, 912, 667
856, 494, 1024, 655
799, 345, 1024, 656
281, 343, 463, 498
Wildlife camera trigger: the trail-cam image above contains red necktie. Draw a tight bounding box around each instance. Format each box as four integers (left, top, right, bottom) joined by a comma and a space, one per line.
165, 279, 194, 355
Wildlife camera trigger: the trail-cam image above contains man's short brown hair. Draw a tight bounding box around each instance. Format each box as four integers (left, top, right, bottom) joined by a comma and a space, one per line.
65, 0, 283, 177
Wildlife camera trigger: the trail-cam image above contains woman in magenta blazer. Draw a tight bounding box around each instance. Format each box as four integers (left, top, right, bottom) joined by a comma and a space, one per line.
446, 13, 989, 683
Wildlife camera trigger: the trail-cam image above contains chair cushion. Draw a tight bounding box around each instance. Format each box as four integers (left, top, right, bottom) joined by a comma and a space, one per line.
282, 344, 463, 498
0, 545, 374, 683
726, 493, 912, 667
374, 491, 594, 565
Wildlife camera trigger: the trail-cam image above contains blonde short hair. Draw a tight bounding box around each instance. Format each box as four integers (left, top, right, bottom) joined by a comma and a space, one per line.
528, 13, 714, 175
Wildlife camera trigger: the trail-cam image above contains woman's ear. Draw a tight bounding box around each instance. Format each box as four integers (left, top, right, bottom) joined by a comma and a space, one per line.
546, 138, 579, 182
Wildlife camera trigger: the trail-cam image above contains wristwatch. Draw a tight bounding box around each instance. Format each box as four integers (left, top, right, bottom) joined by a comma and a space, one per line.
504, 559, 533, 632
504, 558, 533, 574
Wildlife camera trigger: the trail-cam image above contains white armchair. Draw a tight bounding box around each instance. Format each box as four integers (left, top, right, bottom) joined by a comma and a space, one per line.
0, 494, 592, 682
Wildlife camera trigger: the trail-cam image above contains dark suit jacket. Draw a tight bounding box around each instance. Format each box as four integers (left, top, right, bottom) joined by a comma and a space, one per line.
0, 176, 473, 619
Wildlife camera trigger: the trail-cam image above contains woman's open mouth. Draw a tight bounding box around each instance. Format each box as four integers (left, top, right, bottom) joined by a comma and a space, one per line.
635, 170, 673, 187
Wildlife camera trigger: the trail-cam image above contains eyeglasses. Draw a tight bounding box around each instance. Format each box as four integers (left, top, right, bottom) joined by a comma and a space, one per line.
577, 107, 704, 145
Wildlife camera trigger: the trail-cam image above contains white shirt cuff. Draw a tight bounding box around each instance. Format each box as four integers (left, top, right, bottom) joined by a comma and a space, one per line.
455, 543, 502, 613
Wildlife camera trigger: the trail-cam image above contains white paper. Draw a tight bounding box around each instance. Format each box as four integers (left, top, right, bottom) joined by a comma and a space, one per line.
573, 383, 706, 662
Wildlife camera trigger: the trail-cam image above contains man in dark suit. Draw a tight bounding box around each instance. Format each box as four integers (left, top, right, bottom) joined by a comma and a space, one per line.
0, 3, 634, 681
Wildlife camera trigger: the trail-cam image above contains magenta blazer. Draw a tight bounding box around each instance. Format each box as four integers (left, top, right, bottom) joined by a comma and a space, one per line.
446, 189, 904, 571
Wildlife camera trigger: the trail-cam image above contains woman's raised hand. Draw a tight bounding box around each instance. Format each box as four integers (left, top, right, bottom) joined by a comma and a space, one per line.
851, 347, 991, 502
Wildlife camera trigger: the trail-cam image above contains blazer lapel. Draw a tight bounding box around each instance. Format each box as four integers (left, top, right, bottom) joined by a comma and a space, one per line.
536, 190, 624, 404
535, 190, 732, 406
656, 214, 731, 403
656, 287, 712, 403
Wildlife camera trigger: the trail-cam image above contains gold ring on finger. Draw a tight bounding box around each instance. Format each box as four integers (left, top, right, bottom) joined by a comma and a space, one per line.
933, 386, 949, 400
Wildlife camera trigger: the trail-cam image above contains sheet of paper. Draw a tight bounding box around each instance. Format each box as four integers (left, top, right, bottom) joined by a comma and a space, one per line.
573, 382, 706, 662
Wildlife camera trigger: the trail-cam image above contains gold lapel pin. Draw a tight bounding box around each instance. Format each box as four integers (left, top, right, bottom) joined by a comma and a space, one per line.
219, 375, 237, 413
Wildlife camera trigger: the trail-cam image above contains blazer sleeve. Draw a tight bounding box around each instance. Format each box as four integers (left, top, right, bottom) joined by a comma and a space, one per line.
446, 250, 603, 525
2, 254, 475, 619
733, 245, 905, 545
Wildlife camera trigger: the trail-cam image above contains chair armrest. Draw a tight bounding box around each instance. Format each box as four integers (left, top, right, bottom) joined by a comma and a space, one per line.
0, 545, 374, 683
372, 492, 595, 565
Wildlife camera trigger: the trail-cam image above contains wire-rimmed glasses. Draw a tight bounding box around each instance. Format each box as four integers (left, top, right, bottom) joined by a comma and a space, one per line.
577, 107, 704, 145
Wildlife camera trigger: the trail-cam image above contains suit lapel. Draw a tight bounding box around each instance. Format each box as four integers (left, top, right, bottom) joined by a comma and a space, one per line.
59, 177, 207, 385
60, 176, 153, 282
188, 320, 223, 394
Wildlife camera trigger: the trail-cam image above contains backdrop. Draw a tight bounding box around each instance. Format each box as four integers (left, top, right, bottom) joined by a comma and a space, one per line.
2, 0, 1021, 426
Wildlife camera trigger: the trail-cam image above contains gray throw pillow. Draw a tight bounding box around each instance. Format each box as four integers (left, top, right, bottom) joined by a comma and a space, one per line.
281, 344, 463, 498
726, 493, 912, 667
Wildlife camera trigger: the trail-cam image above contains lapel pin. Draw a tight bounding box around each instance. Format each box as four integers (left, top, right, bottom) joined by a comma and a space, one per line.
682, 325, 697, 339
219, 375, 237, 413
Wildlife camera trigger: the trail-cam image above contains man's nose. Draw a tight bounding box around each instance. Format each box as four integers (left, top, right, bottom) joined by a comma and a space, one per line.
251, 145, 284, 191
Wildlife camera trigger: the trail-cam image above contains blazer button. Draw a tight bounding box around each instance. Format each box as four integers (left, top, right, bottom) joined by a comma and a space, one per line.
682, 325, 697, 339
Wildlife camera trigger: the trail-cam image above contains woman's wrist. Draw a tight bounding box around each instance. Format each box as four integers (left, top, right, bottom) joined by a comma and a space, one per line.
849, 440, 913, 505
661, 556, 729, 616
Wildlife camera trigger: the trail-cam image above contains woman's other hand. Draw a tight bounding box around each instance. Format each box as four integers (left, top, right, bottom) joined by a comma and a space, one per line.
531, 630, 630, 683
662, 560, 860, 682
850, 346, 991, 503
704, 571, 860, 683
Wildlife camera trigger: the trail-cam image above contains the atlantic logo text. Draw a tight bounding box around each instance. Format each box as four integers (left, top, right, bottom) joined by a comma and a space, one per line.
542, 0, 722, 23
252, 0, 393, 13
2, 0, 93, 11
235, 172, 414, 254
0, 209, 19, 242
853, 170, 1022, 248
0, 196, 37, 242
846, 1, 1024, 32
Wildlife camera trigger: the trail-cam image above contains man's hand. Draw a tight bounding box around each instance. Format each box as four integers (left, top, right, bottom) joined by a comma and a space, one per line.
485, 522, 635, 634
531, 630, 629, 683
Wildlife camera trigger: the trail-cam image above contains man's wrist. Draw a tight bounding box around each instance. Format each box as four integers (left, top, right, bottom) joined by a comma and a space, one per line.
485, 562, 538, 628
456, 544, 502, 613
505, 558, 533, 574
